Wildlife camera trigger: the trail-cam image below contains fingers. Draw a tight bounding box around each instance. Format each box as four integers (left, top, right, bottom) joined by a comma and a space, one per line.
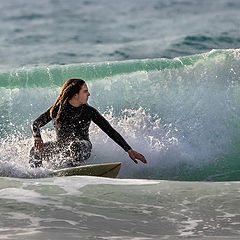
129, 150, 147, 164
132, 157, 138, 164
34, 138, 43, 151
129, 154, 138, 164
137, 155, 147, 163
35, 143, 43, 151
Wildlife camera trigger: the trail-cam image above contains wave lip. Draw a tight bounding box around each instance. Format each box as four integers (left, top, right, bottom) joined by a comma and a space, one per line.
0, 49, 239, 88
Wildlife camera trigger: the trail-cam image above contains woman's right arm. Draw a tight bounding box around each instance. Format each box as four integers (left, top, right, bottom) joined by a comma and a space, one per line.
31, 107, 52, 150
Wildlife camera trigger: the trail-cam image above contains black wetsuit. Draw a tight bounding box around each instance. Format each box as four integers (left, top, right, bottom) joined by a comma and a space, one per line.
30, 102, 131, 168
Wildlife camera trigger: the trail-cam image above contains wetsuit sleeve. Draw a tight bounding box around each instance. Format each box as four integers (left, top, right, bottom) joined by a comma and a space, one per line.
91, 108, 132, 152
31, 107, 52, 138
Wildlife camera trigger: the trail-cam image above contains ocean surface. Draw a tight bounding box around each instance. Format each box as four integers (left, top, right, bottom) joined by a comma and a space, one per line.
0, 0, 240, 239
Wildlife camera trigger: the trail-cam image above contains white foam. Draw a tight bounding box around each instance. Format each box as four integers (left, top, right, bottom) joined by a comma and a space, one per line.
0, 188, 44, 205
52, 176, 160, 195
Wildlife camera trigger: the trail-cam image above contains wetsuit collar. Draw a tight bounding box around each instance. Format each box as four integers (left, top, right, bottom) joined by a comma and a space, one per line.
67, 101, 85, 108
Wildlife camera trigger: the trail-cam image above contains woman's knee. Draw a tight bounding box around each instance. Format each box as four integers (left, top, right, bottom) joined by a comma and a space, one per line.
29, 141, 60, 167
69, 140, 92, 160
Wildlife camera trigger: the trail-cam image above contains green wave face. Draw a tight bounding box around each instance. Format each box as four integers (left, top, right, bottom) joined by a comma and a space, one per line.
0, 49, 238, 88
0, 49, 240, 180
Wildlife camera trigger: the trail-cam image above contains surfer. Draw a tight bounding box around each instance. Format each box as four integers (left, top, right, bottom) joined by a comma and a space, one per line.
29, 78, 147, 168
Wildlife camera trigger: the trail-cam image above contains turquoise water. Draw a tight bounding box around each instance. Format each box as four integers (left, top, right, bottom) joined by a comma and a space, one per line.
0, 0, 240, 239
1, 49, 240, 181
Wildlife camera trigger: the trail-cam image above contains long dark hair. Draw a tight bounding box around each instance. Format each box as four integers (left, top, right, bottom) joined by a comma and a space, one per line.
50, 78, 85, 121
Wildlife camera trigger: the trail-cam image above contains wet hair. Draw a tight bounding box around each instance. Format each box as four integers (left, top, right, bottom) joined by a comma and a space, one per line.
50, 78, 85, 121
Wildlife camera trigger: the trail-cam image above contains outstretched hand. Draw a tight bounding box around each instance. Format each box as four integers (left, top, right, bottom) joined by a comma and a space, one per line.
127, 149, 147, 164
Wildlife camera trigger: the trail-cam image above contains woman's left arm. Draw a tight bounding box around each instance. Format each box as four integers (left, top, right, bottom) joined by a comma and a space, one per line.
91, 107, 147, 164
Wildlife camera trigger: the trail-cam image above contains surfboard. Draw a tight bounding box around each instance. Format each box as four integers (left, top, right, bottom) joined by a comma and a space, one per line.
52, 162, 122, 178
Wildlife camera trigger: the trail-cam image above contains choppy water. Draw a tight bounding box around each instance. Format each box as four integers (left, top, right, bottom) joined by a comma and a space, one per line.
1, 177, 239, 240
1, 0, 240, 70
0, 0, 240, 239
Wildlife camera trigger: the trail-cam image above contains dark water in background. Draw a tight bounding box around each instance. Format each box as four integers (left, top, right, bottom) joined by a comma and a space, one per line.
0, 0, 240, 239
0, 0, 240, 69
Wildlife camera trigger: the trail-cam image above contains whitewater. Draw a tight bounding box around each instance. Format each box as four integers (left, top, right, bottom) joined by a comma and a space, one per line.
1, 49, 240, 180
0, 49, 240, 239
0, 0, 240, 239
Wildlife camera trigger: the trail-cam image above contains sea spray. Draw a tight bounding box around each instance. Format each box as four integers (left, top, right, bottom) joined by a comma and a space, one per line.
0, 49, 240, 180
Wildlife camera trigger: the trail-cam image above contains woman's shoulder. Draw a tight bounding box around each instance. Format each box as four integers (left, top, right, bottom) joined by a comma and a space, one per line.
84, 104, 100, 116
50, 103, 60, 118
84, 104, 94, 109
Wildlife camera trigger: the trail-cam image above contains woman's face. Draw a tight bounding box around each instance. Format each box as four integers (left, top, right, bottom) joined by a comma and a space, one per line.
76, 83, 90, 105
